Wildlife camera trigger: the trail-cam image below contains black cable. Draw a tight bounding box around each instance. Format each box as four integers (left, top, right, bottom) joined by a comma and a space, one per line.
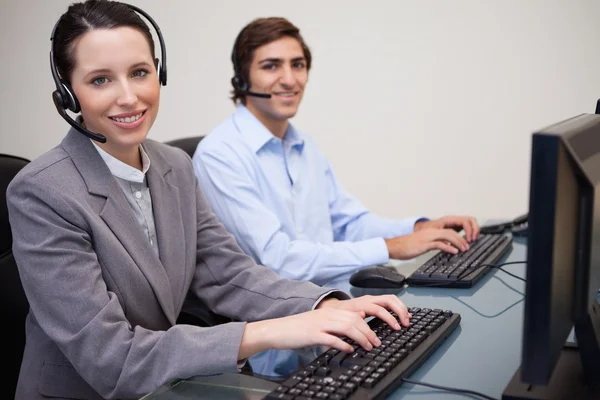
401, 377, 499, 400
488, 264, 526, 282
412, 261, 526, 288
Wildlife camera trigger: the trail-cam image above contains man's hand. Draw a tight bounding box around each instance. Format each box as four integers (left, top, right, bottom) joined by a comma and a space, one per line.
414, 215, 480, 242
385, 228, 469, 259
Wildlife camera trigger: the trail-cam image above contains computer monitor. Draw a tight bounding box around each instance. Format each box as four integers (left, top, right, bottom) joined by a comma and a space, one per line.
503, 113, 600, 400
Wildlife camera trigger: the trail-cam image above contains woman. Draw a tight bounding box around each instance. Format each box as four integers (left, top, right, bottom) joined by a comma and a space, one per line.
7, 1, 410, 399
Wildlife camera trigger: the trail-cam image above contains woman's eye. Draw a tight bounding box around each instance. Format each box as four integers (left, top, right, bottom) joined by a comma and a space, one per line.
262, 64, 277, 70
132, 69, 148, 78
91, 77, 108, 86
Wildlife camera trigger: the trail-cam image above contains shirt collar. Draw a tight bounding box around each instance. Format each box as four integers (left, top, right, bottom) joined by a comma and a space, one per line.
233, 104, 304, 153
91, 140, 151, 183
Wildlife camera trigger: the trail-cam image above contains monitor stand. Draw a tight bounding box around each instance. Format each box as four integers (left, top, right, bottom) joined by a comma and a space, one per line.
502, 303, 600, 400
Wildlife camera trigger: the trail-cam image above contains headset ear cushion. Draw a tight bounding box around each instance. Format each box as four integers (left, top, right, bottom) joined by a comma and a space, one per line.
52, 90, 67, 111
154, 57, 167, 86
154, 57, 160, 78
62, 82, 80, 113
232, 75, 247, 92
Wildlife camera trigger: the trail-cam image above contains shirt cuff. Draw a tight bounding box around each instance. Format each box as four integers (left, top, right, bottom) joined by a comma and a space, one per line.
352, 237, 390, 268
404, 216, 428, 233
413, 217, 429, 230
312, 289, 351, 310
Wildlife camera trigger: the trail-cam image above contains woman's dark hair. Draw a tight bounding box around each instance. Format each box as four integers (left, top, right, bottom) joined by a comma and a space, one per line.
53, 0, 155, 84
231, 17, 312, 104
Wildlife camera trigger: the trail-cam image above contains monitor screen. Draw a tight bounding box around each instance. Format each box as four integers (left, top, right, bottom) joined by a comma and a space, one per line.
521, 113, 600, 385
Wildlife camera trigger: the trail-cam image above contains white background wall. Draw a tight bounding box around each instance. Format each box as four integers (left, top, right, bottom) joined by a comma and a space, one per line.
2, 0, 600, 222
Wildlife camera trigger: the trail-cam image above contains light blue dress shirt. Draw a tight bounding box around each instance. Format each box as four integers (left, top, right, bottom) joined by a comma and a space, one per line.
193, 105, 424, 285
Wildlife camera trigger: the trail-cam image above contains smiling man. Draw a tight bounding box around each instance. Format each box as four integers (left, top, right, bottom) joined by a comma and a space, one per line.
192, 17, 479, 286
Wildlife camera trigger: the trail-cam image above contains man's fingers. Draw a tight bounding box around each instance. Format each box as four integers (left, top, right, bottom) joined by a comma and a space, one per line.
438, 229, 468, 251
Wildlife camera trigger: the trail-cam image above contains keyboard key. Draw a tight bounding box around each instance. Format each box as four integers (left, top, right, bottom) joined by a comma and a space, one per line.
362, 377, 377, 388
329, 350, 350, 367
302, 377, 316, 385
340, 353, 370, 367
281, 375, 302, 388
323, 386, 337, 393
370, 372, 383, 382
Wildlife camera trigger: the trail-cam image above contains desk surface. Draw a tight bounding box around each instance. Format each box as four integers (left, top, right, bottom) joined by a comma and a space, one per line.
144, 236, 530, 399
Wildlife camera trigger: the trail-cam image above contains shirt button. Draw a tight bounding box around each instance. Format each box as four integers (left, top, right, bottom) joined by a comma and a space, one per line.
135, 191, 142, 199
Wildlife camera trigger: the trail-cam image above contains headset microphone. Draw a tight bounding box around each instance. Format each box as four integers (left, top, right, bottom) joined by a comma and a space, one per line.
230, 75, 272, 99
243, 84, 273, 99
245, 90, 272, 99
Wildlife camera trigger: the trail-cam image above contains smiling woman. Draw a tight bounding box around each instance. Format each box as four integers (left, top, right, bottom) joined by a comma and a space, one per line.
70, 27, 160, 167
6, 1, 413, 399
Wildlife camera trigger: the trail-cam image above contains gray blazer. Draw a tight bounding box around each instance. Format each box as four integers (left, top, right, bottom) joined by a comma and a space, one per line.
7, 129, 345, 400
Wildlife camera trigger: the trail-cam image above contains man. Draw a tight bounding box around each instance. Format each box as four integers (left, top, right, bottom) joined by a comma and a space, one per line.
193, 17, 479, 286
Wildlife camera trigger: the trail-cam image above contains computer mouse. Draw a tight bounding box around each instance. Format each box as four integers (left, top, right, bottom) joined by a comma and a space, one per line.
349, 265, 407, 289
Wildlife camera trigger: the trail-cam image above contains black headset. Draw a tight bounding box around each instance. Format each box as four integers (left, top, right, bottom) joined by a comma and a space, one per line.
49, 3, 167, 143
230, 28, 271, 99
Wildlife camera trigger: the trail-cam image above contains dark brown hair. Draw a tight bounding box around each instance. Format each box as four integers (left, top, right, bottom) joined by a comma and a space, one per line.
230, 17, 312, 104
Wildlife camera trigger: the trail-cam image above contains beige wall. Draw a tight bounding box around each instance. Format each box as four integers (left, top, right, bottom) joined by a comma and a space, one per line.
2, 0, 600, 222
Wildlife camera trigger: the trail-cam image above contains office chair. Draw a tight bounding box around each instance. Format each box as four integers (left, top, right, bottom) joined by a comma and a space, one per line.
164, 135, 204, 159
0, 154, 30, 398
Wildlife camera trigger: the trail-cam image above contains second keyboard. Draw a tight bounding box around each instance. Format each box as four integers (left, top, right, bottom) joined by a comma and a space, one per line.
406, 233, 513, 288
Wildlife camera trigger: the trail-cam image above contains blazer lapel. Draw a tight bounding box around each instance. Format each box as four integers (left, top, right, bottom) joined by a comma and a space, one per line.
144, 142, 187, 312
61, 130, 176, 325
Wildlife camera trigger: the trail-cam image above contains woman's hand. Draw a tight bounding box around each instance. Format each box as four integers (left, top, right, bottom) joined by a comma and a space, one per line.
316, 294, 411, 328
238, 295, 411, 360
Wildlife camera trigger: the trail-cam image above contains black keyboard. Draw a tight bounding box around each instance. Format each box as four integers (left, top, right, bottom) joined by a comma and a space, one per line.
406, 233, 513, 288
264, 307, 460, 400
